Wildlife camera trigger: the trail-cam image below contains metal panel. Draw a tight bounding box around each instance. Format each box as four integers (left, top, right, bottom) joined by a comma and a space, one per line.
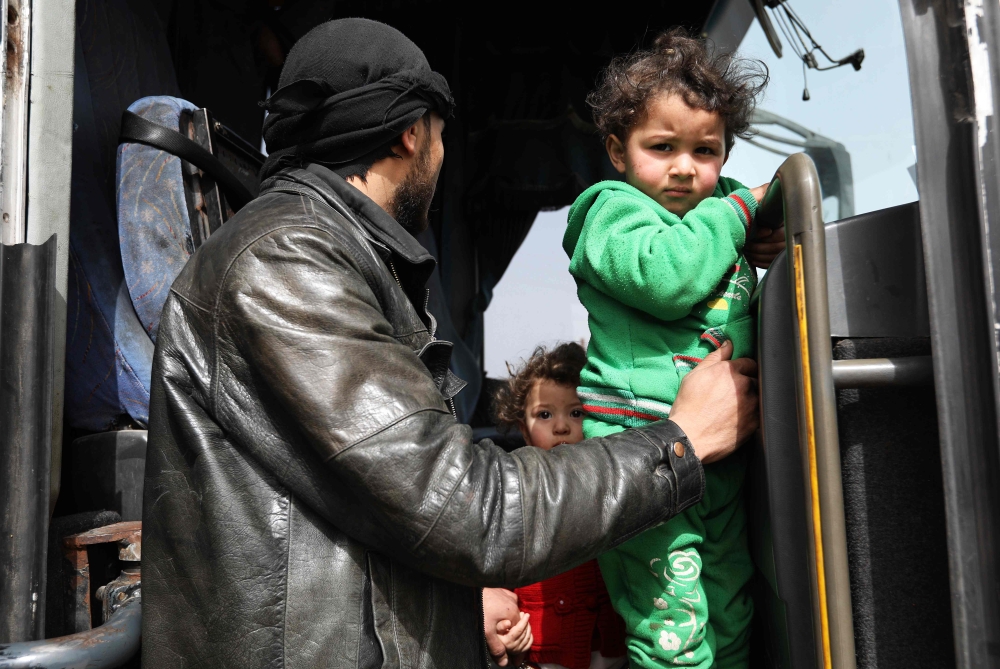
26, 0, 75, 517
825, 202, 929, 338
898, 1, 1000, 666
0, 239, 57, 642
0, 0, 31, 246
702, 0, 757, 55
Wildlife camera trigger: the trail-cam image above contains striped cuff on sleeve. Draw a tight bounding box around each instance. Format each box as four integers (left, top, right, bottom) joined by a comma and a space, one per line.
723, 188, 758, 232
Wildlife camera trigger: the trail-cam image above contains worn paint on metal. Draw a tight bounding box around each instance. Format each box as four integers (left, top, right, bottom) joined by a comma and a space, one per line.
61, 522, 141, 633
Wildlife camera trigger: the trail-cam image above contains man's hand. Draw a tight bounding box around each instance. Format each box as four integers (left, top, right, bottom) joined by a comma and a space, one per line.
483, 588, 522, 667
746, 224, 786, 269
668, 340, 758, 464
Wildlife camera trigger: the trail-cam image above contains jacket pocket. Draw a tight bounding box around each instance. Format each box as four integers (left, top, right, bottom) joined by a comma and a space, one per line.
367, 552, 401, 668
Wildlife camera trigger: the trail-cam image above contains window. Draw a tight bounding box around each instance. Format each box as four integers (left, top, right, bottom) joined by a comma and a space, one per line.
724, 0, 917, 218
483, 208, 588, 377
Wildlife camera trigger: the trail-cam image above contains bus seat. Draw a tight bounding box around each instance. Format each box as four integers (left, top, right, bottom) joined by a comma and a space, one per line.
68, 431, 147, 523
117, 95, 199, 342
751, 201, 954, 669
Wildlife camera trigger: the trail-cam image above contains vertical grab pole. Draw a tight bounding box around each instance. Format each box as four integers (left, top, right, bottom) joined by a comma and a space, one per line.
759, 153, 856, 669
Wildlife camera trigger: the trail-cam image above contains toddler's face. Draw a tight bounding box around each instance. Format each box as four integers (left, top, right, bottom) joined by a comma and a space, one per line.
519, 379, 584, 450
606, 92, 727, 217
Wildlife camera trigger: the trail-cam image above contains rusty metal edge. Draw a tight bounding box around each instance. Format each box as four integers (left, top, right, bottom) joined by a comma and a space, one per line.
0, 595, 139, 668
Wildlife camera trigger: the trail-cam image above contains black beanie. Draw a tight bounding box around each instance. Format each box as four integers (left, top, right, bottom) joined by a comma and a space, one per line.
259, 18, 454, 180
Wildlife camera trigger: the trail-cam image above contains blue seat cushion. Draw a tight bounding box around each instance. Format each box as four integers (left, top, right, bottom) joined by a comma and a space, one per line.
117, 96, 199, 343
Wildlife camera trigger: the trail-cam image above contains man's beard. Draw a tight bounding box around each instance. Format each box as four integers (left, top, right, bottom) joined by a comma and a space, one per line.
388, 141, 440, 235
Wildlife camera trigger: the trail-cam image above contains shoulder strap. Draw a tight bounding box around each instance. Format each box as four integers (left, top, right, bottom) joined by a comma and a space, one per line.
119, 111, 254, 210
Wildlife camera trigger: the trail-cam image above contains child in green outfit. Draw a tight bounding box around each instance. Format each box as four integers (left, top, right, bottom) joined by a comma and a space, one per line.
563, 29, 782, 669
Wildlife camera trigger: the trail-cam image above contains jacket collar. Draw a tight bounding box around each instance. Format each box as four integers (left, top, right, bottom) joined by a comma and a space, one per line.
262, 163, 437, 273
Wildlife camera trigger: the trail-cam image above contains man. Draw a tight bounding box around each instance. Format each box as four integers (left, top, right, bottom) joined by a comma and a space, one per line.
142, 18, 762, 669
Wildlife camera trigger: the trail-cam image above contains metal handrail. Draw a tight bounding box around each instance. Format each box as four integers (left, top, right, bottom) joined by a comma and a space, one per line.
758, 153, 857, 669
0, 596, 140, 669
831, 355, 934, 389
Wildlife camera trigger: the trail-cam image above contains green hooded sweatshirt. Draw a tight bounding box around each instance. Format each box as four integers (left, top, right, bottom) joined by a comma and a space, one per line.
564, 178, 759, 669
563, 177, 758, 424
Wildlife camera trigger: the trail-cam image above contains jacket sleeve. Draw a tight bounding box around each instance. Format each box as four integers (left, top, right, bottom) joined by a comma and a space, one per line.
569, 189, 756, 321
219, 224, 704, 588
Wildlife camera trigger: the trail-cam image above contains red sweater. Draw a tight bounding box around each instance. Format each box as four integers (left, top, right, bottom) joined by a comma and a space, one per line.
515, 560, 626, 669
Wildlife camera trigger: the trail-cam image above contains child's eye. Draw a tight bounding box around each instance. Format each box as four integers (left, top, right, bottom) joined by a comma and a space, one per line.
538, 411, 552, 420
652, 143, 673, 152
571, 409, 584, 419
695, 146, 717, 155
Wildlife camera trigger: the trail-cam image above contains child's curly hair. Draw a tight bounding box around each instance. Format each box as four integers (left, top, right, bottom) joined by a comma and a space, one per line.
493, 343, 587, 433
587, 28, 769, 154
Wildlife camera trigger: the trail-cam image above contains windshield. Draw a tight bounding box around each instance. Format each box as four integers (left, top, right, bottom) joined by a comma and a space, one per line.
725, 0, 918, 220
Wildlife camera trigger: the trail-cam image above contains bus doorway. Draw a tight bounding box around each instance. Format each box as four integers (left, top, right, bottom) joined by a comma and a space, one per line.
0, 2, 998, 669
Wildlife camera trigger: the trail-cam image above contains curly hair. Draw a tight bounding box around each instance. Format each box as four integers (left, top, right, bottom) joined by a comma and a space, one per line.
493, 342, 588, 434
587, 28, 769, 154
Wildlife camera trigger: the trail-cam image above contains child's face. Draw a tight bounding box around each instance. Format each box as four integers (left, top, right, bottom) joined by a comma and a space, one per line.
519, 379, 585, 450
606, 92, 727, 217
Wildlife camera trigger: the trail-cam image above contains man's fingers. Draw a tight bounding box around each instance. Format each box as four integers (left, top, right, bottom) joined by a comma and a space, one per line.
486, 631, 508, 663
700, 339, 734, 365
746, 243, 785, 255
752, 225, 785, 241
729, 357, 758, 377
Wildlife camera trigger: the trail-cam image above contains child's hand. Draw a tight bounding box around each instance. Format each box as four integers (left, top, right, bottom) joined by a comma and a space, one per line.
483, 588, 523, 666
496, 611, 534, 661
750, 182, 770, 205
746, 223, 786, 269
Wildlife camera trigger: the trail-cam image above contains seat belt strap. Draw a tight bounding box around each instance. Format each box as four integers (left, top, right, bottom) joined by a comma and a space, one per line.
119, 111, 254, 210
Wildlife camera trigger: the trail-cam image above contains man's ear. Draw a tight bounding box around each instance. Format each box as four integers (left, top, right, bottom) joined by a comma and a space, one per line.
398, 120, 421, 157
606, 134, 627, 174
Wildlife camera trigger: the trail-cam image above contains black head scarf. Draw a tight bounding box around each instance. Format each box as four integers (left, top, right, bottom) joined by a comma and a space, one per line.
260, 18, 454, 180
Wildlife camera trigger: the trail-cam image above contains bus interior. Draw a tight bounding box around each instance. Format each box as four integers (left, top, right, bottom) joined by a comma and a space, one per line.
0, 1, 998, 668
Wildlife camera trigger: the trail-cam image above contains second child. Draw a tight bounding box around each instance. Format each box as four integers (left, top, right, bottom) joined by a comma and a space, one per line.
488, 343, 628, 669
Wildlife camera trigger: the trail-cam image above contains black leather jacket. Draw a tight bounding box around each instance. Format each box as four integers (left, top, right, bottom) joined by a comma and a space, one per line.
142, 164, 705, 669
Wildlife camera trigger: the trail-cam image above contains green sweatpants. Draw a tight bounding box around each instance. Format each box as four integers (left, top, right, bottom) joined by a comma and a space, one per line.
586, 418, 754, 669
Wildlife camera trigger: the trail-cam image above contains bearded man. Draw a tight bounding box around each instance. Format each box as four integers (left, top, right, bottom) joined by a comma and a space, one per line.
142, 18, 760, 669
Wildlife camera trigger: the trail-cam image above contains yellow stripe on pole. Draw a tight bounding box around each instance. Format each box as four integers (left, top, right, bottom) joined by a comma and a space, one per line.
794, 243, 833, 669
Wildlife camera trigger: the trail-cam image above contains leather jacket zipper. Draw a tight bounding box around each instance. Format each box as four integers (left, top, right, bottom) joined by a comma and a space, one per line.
480, 589, 492, 669
390, 262, 440, 342
424, 289, 437, 339
387, 259, 402, 289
